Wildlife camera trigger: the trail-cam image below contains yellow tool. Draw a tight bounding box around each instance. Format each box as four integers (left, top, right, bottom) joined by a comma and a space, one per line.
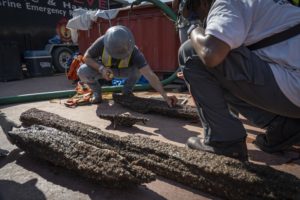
107, 72, 114, 79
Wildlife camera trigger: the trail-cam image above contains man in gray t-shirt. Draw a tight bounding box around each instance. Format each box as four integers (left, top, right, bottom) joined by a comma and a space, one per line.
77, 25, 177, 107
178, 0, 300, 161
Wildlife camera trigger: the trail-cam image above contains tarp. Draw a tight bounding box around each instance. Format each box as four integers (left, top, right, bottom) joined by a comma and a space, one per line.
66, 8, 120, 43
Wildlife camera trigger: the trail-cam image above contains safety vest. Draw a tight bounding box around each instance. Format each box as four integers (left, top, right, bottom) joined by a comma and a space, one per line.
101, 48, 131, 69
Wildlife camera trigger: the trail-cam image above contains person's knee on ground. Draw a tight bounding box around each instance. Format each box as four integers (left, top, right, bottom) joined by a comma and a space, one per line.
222, 85, 300, 153
77, 64, 102, 104
254, 116, 300, 153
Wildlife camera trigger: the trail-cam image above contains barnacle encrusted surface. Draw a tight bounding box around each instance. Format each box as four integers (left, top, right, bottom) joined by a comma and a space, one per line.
98, 113, 149, 129
112, 93, 199, 120
9, 125, 155, 187
19, 108, 300, 200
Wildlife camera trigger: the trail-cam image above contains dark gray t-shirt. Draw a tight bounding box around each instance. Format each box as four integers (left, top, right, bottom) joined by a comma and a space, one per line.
86, 36, 148, 69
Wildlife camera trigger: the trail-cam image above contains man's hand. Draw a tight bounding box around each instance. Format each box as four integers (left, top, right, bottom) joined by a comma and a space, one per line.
0, 114, 20, 145
165, 95, 178, 107
101, 67, 114, 81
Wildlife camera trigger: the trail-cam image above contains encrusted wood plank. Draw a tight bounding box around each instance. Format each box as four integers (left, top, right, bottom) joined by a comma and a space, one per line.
20, 108, 300, 200
98, 113, 149, 129
112, 93, 199, 120
9, 125, 155, 187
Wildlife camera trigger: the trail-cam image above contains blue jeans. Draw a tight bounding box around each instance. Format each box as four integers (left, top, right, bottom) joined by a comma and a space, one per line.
178, 40, 300, 144
77, 64, 141, 95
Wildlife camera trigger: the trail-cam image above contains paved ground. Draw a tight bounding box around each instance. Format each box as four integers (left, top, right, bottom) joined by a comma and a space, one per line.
0, 74, 74, 98
0, 75, 299, 200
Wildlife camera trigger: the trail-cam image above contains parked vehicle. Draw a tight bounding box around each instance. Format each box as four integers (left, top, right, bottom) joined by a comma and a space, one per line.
0, 0, 124, 74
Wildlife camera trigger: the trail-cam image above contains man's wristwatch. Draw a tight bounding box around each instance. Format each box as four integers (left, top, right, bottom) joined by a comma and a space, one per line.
187, 23, 200, 38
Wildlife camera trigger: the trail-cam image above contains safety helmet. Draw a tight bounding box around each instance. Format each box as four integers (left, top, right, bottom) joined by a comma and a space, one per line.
104, 25, 135, 59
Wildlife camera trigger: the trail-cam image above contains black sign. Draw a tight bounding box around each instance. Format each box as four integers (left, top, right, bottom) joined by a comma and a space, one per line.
0, 0, 104, 18
0, 0, 105, 51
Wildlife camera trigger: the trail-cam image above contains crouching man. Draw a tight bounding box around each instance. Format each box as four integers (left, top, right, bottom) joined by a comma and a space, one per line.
178, 0, 300, 161
77, 25, 177, 107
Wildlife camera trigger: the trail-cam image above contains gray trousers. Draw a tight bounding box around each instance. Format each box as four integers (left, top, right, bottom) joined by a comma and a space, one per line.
77, 64, 141, 95
178, 40, 300, 144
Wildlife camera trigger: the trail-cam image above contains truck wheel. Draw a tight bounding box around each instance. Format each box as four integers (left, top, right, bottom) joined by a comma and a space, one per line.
52, 47, 73, 73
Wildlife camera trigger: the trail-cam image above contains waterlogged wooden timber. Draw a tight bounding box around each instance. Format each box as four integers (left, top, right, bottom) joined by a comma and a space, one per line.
9, 125, 155, 187
122, 136, 300, 200
98, 113, 149, 129
112, 93, 199, 120
20, 109, 300, 200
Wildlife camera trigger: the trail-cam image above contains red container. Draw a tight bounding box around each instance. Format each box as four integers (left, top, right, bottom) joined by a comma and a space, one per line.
78, 3, 180, 73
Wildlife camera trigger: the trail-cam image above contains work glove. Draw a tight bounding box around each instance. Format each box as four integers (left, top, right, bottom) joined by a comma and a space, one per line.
0, 112, 20, 145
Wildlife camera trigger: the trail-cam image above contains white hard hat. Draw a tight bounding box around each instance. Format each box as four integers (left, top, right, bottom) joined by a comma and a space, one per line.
104, 25, 135, 59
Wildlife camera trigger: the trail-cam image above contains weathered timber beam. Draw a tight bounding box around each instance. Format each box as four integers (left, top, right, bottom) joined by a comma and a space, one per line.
98, 113, 149, 129
9, 125, 155, 187
19, 108, 300, 200
112, 93, 199, 120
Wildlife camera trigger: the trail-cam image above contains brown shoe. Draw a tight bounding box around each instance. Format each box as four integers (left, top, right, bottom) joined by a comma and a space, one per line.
186, 137, 248, 162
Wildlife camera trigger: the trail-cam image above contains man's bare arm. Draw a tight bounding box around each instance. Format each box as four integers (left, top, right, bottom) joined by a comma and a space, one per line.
83, 54, 104, 71
83, 54, 113, 80
190, 26, 231, 67
140, 65, 177, 107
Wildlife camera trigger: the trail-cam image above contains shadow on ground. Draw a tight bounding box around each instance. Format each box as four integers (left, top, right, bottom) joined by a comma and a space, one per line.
96, 102, 200, 144
0, 149, 166, 200
155, 177, 220, 200
248, 148, 300, 166
0, 179, 46, 200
